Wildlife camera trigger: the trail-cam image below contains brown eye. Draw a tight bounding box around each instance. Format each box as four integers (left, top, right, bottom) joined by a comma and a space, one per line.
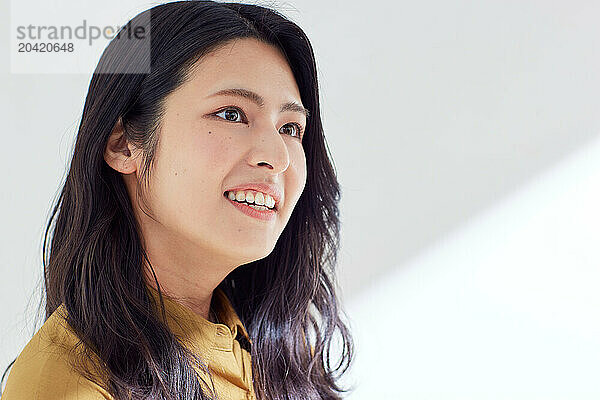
280, 123, 304, 139
214, 107, 246, 123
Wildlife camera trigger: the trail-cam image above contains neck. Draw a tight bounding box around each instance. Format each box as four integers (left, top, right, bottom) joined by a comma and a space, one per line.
145, 277, 215, 322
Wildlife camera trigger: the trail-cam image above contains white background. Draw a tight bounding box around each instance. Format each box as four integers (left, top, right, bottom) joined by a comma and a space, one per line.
1, 0, 599, 398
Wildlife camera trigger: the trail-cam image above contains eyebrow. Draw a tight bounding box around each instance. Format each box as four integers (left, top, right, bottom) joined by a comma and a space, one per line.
206, 88, 310, 120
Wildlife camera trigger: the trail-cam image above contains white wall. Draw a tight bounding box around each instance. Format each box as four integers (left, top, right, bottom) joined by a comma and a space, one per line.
1, 0, 599, 398
344, 137, 600, 398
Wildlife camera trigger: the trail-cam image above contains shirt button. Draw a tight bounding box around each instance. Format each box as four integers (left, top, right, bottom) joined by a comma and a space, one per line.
217, 326, 229, 336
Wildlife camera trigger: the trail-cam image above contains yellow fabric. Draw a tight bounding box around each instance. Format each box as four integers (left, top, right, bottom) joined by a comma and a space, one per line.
2, 286, 256, 399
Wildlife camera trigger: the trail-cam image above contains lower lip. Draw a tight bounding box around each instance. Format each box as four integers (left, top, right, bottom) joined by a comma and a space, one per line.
225, 196, 277, 221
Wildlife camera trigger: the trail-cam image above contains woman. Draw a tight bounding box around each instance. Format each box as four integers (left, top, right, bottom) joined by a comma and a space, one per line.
1, 1, 354, 399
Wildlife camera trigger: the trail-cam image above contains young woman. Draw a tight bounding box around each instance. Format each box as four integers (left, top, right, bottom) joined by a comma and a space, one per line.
1, 1, 354, 399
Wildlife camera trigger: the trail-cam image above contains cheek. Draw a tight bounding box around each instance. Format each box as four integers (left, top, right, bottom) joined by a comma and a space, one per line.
288, 145, 307, 198
151, 130, 234, 220
180, 130, 237, 206
201, 130, 229, 169
186, 129, 238, 181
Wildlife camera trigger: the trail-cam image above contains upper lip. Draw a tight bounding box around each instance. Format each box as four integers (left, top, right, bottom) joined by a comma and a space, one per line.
224, 183, 283, 210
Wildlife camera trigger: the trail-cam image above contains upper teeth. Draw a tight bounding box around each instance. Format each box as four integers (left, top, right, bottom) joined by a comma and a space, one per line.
227, 190, 276, 209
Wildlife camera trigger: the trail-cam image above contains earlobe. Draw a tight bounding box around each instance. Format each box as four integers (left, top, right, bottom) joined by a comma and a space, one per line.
104, 117, 137, 174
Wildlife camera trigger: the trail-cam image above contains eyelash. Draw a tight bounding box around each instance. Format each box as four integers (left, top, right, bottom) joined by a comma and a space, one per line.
213, 106, 305, 139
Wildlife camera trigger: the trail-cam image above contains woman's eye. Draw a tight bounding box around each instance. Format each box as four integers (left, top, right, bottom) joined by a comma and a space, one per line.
214, 107, 245, 123
280, 123, 304, 139
214, 107, 304, 139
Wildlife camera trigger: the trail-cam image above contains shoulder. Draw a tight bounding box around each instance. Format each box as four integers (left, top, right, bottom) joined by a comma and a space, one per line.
2, 304, 113, 400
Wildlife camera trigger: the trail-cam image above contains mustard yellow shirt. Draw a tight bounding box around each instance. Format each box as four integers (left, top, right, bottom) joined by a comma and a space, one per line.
2, 285, 256, 399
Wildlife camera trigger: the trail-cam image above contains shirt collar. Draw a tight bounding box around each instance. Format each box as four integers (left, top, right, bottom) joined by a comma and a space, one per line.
145, 284, 252, 352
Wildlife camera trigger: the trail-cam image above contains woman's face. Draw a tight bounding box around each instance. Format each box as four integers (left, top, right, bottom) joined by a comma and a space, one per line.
129, 38, 307, 269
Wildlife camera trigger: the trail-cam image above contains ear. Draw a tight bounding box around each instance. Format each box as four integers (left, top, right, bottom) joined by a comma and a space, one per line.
104, 117, 138, 175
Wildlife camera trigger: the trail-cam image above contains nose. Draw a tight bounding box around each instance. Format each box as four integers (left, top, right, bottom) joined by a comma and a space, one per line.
247, 124, 290, 174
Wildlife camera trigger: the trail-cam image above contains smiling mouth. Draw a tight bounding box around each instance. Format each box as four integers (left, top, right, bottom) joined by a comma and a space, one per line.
223, 191, 278, 212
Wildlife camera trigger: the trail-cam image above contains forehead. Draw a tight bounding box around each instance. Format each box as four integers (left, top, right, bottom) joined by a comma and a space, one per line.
185, 38, 303, 102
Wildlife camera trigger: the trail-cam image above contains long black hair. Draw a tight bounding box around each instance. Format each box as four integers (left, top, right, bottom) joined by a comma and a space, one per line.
1, 1, 354, 399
